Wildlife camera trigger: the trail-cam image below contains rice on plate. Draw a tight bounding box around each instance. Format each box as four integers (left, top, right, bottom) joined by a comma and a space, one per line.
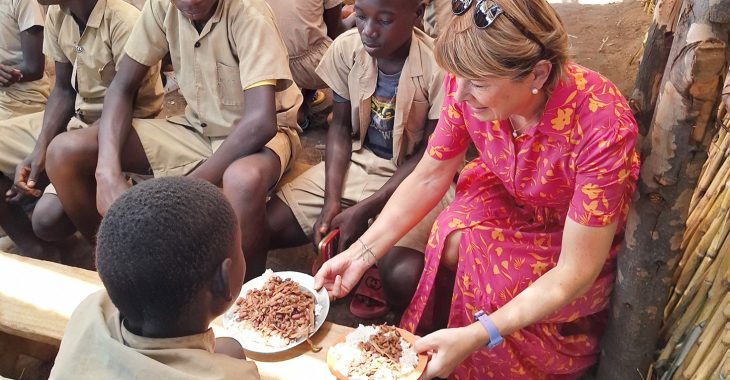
327, 324, 427, 380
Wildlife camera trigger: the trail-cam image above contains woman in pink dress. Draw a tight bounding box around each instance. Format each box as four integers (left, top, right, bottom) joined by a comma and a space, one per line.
315, 0, 640, 378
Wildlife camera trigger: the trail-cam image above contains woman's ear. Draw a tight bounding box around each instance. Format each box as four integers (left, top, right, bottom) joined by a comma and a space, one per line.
532, 60, 552, 91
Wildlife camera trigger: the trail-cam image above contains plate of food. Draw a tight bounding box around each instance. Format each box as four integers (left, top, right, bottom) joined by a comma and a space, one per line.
327, 324, 428, 380
222, 270, 330, 354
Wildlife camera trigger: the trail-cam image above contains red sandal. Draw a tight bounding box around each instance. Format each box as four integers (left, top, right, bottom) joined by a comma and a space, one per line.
349, 267, 390, 319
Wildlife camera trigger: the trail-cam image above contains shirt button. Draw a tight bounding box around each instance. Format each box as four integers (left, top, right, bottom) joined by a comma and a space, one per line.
194, 41, 201, 48
201, 122, 207, 128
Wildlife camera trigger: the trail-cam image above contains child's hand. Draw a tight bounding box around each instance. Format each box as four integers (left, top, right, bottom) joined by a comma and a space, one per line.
96, 171, 131, 215
313, 201, 341, 248
327, 203, 370, 253
0, 64, 22, 87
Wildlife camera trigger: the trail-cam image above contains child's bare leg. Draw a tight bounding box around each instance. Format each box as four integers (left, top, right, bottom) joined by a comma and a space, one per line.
378, 246, 425, 314
266, 196, 309, 249
222, 150, 281, 282
0, 175, 58, 259
45, 126, 152, 242
32, 194, 76, 242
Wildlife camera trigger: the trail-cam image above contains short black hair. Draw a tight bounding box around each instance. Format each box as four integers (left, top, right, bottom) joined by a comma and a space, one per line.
96, 176, 237, 325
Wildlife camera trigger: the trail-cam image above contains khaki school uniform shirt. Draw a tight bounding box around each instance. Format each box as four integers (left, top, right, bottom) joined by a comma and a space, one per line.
0, 0, 50, 107
50, 291, 259, 380
44, 0, 163, 122
316, 28, 445, 166
125, 0, 300, 138
265, 0, 341, 58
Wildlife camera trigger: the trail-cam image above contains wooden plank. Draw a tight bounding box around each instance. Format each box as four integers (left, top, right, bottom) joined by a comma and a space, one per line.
0, 251, 352, 379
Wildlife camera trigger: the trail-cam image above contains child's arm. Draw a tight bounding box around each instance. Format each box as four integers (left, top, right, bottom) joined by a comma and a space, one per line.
214, 337, 247, 360
95, 56, 151, 215
186, 85, 278, 185
327, 119, 437, 251
312, 100, 353, 247
7, 61, 76, 200
323, 4, 348, 41
0, 25, 44, 86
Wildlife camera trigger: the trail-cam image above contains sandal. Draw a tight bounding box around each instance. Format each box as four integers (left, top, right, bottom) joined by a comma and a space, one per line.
349, 267, 390, 319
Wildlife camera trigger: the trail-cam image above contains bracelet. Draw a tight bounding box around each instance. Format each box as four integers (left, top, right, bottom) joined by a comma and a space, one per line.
357, 238, 377, 265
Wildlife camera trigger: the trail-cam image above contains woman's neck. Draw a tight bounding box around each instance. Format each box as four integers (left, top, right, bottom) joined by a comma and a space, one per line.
509, 91, 549, 135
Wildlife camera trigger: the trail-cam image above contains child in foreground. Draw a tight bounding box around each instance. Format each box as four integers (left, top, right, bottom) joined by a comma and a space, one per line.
50, 177, 258, 379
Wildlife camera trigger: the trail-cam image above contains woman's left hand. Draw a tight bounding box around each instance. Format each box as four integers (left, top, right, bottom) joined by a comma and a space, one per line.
415, 326, 484, 380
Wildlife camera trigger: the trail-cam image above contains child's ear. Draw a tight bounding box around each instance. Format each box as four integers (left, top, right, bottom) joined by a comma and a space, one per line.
214, 257, 234, 303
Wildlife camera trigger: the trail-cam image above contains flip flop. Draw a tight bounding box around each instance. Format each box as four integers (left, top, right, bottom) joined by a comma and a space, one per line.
349, 267, 389, 319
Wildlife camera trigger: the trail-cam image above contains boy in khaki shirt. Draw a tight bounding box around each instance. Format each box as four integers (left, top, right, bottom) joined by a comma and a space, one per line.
51, 177, 259, 380
45, 0, 302, 272
0, 0, 49, 119
0, 0, 162, 260
266, 0, 453, 318
265, 0, 351, 129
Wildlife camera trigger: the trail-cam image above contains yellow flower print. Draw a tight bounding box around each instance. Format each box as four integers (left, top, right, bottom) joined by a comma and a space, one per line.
581, 183, 603, 200
617, 168, 631, 184
447, 104, 461, 119
588, 94, 608, 112
574, 71, 587, 90
513, 257, 525, 270
551, 108, 573, 131
531, 261, 548, 276
491, 229, 505, 242
448, 218, 466, 229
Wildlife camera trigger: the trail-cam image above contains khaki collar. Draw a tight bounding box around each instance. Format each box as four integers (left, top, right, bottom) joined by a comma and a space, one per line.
353, 28, 426, 83
186, 0, 225, 39
120, 320, 216, 352
60, 0, 107, 29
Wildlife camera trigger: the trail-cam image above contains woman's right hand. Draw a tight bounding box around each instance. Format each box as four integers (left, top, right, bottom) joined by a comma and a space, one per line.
313, 242, 370, 301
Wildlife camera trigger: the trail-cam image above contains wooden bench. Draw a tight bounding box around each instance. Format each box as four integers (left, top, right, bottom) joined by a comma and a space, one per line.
0, 251, 352, 379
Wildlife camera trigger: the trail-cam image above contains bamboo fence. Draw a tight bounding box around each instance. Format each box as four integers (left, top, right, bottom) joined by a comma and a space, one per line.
654, 112, 730, 379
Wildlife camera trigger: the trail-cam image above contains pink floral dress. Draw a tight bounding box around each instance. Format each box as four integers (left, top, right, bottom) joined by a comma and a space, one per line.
400, 64, 640, 379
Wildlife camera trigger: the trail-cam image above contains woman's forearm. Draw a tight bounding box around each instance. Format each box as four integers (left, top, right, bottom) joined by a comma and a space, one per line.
357, 152, 463, 259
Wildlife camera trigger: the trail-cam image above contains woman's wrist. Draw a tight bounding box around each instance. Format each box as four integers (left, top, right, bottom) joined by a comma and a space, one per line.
464, 322, 491, 350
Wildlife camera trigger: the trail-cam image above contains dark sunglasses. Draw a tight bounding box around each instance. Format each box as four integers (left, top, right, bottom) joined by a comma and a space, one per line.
452, 0, 545, 55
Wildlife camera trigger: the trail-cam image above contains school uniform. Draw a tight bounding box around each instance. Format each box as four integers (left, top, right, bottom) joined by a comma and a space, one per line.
50, 290, 260, 380
277, 28, 453, 251
0, 0, 163, 179
423, 0, 453, 38
266, 0, 342, 90
123, 0, 302, 179
0, 0, 50, 119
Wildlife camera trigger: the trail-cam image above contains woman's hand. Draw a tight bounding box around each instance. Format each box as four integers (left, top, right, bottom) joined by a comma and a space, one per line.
415, 324, 487, 380
313, 242, 371, 300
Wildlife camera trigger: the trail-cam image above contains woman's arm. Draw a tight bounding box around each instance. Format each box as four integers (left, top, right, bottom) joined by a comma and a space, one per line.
314, 150, 463, 297
416, 218, 618, 379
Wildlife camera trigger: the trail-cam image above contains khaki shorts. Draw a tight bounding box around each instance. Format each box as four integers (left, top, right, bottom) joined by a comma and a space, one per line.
0, 111, 88, 177
0, 82, 49, 120
131, 117, 298, 180
289, 39, 330, 91
277, 148, 454, 253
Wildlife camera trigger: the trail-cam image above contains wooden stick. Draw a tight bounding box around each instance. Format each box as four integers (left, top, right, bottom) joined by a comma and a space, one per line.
688, 325, 728, 380
682, 297, 728, 375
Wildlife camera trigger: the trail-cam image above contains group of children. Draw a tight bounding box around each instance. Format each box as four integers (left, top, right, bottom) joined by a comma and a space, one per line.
0, 0, 454, 377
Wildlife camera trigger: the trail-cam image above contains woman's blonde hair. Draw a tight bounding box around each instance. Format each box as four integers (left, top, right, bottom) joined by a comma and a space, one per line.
435, 0, 569, 90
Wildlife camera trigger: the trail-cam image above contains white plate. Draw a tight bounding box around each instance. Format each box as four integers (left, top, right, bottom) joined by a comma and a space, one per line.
222, 271, 330, 354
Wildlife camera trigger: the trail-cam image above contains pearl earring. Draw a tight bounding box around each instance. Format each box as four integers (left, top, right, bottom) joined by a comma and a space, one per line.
531, 88, 539, 95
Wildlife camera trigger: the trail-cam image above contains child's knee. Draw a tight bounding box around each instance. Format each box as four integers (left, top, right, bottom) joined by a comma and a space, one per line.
46, 129, 98, 174
32, 195, 72, 242
222, 160, 272, 195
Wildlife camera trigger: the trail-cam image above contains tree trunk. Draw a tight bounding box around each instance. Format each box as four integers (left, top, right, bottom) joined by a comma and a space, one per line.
629, 0, 683, 136
596, 0, 729, 379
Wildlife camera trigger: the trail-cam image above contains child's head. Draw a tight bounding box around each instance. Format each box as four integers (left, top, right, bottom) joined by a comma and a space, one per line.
171, 0, 219, 22
96, 177, 244, 336
353, 0, 424, 59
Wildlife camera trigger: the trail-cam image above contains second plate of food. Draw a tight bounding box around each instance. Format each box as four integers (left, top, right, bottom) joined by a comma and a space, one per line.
222, 270, 330, 354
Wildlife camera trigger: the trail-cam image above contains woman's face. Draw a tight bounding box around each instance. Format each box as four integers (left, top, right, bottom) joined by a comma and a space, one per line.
454, 75, 535, 122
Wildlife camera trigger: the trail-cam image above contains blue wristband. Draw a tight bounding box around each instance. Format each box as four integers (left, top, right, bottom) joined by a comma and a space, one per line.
474, 310, 503, 349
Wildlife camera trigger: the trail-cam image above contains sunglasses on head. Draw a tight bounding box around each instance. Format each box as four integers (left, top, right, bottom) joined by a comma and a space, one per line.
451, 0, 545, 55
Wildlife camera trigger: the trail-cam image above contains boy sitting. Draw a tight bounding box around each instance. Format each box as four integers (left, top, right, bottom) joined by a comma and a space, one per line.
0, 0, 49, 119
44, 0, 302, 273
266, 0, 453, 318
0, 0, 162, 261
50, 177, 258, 379
265, 0, 353, 129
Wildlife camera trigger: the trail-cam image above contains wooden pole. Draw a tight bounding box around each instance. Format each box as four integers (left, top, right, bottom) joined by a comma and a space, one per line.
596, 1, 730, 378
629, 0, 683, 135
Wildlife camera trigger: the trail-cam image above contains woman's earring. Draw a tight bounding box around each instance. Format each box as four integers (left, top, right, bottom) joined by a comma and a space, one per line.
531, 87, 539, 95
